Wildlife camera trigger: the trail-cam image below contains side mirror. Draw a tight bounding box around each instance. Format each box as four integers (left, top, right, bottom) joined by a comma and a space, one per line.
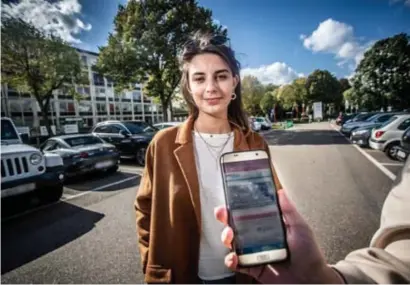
119, 130, 130, 138
19, 133, 30, 144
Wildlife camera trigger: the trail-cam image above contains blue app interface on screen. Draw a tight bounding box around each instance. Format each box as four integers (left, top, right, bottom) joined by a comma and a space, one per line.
223, 158, 286, 255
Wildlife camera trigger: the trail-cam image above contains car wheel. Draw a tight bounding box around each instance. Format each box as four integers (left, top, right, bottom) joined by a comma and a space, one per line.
108, 165, 119, 174
136, 147, 147, 166
385, 142, 400, 160
36, 184, 63, 204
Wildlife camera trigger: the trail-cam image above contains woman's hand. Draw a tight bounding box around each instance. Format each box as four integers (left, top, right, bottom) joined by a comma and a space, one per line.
214, 189, 344, 284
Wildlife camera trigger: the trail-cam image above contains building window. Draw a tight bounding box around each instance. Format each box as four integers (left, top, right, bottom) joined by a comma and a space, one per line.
144, 105, 151, 113
96, 103, 107, 115
81, 55, 88, 66
134, 104, 143, 113
78, 101, 92, 115
132, 91, 141, 101
93, 72, 105, 86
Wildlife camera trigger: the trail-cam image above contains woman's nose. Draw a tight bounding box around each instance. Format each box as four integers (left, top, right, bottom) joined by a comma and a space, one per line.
205, 78, 217, 93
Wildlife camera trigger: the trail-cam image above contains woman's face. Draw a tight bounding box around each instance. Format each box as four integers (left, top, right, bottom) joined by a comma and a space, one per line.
187, 53, 238, 118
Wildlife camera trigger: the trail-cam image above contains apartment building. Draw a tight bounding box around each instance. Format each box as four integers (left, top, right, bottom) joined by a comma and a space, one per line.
0, 48, 163, 135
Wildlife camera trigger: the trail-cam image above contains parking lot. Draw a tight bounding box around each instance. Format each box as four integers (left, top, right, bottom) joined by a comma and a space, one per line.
1, 162, 143, 221
330, 123, 404, 180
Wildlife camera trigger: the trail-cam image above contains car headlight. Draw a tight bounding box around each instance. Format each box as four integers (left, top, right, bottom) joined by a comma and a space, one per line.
30, 153, 43, 165
354, 129, 369, 135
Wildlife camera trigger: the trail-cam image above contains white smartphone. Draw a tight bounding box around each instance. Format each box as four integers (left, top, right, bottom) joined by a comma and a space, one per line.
220, 150, 289, 266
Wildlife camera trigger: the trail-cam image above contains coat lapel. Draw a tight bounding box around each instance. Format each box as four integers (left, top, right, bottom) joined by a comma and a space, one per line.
174, 117, 201, 232
173, 116, 251, 232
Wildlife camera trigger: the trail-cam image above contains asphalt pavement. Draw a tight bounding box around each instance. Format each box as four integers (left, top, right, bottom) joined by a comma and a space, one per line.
1, 122, 402, 283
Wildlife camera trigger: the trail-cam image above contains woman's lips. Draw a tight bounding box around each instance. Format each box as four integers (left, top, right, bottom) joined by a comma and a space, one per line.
205, 98, 222, 105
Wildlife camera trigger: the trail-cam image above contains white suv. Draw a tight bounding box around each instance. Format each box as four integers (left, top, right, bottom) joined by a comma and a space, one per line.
1, 118, 65, 203
254, 117, 272, 130
369, 114, 410, 159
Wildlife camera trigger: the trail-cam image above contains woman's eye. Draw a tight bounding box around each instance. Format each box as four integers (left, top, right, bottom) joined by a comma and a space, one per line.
217, 75, 228, 80
193, 77, 204, 83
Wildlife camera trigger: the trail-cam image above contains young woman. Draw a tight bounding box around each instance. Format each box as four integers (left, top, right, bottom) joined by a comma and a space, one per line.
134, 32, 282, 284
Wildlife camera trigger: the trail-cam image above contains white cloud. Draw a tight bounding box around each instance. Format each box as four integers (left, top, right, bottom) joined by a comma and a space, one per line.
301, 18, 373, 69
241, 62, 303, 85
213, 19, 228, 32
1, 0, 91, 44
389, 0, 410, 7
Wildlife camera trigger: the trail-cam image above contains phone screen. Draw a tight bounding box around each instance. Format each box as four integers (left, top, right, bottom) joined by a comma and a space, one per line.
221, 157, 286, 258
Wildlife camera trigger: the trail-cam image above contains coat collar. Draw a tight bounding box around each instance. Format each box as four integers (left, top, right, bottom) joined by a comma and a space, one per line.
173, 115, 251, 232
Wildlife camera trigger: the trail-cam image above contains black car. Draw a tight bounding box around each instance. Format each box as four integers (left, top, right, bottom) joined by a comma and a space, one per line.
40, 134, 120, 177
349, 123, 382, 147
394, 126, 410, 162
91, 120, 157, 165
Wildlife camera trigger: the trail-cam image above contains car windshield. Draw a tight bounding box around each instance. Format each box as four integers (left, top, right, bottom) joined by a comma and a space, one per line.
64, 136, 104, 147
123, 122, 157, 134
364, 113, 381, 122
1, 120, 19, 141
376, 116, 398, 129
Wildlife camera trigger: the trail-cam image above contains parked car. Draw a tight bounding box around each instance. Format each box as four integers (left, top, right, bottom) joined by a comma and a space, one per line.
336, 113, 356, 126
394, 126, 410, 162
1, 117, 64, 203
343, 112, 377, 125
40, 134, 120, 177
249, 117, 261, 132
341, 112, 397, 136
253, 117, 271, 130
91, 120, 157, 165
369, 114, 410, 159
349, 123, 383, 147
153, 121, 182, 130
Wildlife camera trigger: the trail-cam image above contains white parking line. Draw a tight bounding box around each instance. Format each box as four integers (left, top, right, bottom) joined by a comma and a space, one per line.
381, 163, 404, 166
330, 124, 397, 181
62, 176, 138, 201
119, 167, 143, 175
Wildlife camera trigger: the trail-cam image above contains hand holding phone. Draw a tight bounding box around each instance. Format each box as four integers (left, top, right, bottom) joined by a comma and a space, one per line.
220, 150, 289, 266
215, 190, 344, 284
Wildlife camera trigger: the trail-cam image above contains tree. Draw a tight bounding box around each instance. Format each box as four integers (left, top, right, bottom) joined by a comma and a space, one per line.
242, 75, 264, 115
96, 0, 226, 121
1, 16, 86, 135
352, 33, 410, 110
276, 84, 298, 110
260, 91, 276, 115
339, 78, 351, 93
343, 88, 361, 111
306, 70, 342, 104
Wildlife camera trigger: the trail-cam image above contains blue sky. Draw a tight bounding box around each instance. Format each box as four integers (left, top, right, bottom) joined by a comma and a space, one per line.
3, 0, 410, 84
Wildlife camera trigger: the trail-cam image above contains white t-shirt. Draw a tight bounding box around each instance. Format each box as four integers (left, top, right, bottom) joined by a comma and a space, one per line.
192, 131, 235, 280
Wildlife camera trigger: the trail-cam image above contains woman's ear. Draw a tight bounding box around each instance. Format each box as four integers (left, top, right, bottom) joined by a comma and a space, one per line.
233, 74, 239, 89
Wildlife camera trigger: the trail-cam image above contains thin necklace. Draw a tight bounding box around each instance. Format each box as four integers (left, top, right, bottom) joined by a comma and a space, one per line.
194, 127, 232, 168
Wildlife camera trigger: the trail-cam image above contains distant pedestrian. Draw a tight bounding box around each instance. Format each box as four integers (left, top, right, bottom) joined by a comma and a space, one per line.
134, 31, 282, 284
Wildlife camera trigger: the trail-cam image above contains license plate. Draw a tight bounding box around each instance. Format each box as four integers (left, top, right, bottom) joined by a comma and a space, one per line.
1, 183, 36, 198
358, 140, 364, 144
397, 150, 406, 159
95, 161, 113, 169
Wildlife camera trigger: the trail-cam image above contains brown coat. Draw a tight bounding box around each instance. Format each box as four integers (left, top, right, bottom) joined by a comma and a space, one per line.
134, 116, 282, 284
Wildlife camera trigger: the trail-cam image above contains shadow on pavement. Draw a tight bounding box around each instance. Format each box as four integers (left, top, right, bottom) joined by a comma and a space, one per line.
65, 172, 139, 191
264, 129, 350, 145
1, 201, 104, 274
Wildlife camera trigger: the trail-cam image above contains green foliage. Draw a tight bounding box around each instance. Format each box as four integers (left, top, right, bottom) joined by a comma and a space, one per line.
352, 33, 410, 110
96, 0, 226, 120
306, 69, 342, 105
260, 91, 276, 115
1, 16, 84, 134
241, 75, 264, 115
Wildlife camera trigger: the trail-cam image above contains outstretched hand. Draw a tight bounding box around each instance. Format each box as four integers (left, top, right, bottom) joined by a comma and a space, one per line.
214, 189, 344, 284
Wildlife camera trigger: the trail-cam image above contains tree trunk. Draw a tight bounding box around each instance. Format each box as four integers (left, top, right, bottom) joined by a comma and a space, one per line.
39, 100, 53, 137
161, 100, 169, 122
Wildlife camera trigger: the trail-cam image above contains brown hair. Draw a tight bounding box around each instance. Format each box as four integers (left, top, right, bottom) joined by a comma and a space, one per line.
179, 31, 249, 132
